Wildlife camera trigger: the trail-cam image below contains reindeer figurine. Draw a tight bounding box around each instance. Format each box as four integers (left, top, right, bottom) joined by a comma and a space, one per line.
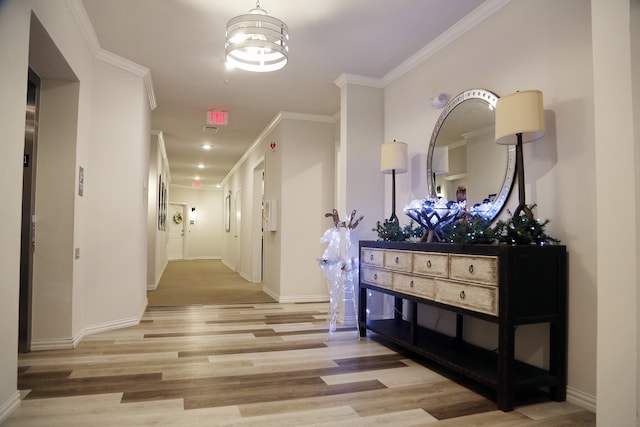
319, 209, 363, 337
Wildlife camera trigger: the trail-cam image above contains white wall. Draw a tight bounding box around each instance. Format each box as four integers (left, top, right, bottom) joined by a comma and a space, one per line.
169, 186, 223, 259
335, 78, 384, 244
147, 131, 169, 289
0, 1, 32, 418
223, 113, 335, 301
83, 59, 149, 328
279, 118, 336, 301
31, 78, 78, 345
632, 0, 640, 420
381, 0, 631, 416
0, 0, 152, 420
592, 0, 637, 424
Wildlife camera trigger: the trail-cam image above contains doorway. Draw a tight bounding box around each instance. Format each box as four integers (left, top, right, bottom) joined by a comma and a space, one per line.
168, 203, 186, 260
19, 68, 40, 353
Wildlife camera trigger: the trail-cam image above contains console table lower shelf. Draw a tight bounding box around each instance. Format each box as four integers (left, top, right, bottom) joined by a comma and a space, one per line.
362, 318, 560, 399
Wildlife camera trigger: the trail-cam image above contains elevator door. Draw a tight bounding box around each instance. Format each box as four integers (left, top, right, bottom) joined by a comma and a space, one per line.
19, 68, 40, 353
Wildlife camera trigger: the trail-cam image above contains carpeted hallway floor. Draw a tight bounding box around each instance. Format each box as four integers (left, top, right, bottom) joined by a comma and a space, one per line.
147, 259, 276, 306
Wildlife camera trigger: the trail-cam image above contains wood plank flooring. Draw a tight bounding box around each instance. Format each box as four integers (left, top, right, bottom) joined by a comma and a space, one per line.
7, 303, 594, 426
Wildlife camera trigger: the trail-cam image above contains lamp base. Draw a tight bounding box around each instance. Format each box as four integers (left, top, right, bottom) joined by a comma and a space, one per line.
513, 133, 534, 222
513, 203, 534, 222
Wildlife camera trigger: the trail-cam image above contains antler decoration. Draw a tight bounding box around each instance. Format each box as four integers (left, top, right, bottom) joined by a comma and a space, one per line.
324, 209, 363, 229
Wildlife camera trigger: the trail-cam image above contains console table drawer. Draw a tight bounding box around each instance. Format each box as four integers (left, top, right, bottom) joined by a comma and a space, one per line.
361, 267, 392, 289
412, 252, 448, 277
361, 248, 384, 267
436, 279, 498, 316
384, 250, 412, 272
449, 254, 498, 286
393, 273, 436, 299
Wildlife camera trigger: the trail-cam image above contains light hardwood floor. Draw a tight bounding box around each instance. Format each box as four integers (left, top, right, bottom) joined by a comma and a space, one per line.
7, 303, 594, 426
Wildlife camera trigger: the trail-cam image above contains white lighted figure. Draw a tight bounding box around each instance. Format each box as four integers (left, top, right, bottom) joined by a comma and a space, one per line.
318, 209, 363, 336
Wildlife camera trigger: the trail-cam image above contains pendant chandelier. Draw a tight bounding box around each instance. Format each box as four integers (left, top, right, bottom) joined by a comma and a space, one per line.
225, 1, 289, 72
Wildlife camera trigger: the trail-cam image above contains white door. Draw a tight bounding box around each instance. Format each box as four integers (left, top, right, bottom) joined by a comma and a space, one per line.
235, 189, 242, 273
168, 203, 185, 260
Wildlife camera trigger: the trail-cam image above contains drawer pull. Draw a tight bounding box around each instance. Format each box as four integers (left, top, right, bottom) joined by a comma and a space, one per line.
370, 254, 374, 261
468, 264, 474, 274
460, 290, 466, 299
374, 273, 378, 280
395, 256, 400, 264
426, 260, 432, 268
410, 280, 414, 288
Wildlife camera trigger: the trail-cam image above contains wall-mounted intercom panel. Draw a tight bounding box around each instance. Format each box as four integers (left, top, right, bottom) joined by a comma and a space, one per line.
263, 200, 277, 231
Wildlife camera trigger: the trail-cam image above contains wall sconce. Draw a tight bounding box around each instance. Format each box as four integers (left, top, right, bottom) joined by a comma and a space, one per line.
495, 90, 545, 221
381, 140, 408, 223
190, 207, 197, 224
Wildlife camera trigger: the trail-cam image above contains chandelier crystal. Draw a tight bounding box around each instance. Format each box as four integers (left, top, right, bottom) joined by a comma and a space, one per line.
225, 1, 289, 72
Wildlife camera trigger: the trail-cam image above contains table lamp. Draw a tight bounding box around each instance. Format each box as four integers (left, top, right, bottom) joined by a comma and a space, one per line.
495, 90, 545, 221
381, 140, 408, 222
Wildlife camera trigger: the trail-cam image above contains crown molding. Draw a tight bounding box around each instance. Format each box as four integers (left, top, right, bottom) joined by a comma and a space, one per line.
66, 0, 157, 110
334, 73, 385, 89
278, 111, 336, 123
383, 0, 511, 85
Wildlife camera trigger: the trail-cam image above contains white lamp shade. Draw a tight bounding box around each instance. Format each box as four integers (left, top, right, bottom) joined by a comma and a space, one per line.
431, 146, 449, 176
381, 141, 408, 174
495, 90, 545, 145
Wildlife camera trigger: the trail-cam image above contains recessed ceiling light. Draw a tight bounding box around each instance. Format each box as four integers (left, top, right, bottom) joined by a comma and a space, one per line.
202, 144, 212, 150
197, 164, 205, 169
194, 176, 201, 181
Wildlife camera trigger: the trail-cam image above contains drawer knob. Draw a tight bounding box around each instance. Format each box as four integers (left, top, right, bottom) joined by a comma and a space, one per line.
468, 264, 474, 274
374, 273, 378, 280
460, 290, 466, 299
410, 280, 414, 288
427, 260, 432, 268
370, 254, 374, 261
395, 256, 399, 264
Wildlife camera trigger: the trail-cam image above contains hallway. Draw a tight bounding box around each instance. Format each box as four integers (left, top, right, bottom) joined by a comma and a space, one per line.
147, 260, 275, 306
8, 301, 594, 426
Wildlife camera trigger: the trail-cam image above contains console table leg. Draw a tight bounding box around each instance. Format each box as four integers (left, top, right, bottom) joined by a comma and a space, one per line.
497, 325, 515, 411
358, 286, 367, 338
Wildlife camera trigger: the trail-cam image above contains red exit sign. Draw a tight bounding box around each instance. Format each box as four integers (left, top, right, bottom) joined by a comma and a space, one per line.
207, 110, 228, 125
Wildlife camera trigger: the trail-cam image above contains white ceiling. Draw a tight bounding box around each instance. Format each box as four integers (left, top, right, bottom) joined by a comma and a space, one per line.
81, 0, 490, 189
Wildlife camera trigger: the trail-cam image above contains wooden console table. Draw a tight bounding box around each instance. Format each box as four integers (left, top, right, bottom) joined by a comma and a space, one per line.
358, 241, 567, 411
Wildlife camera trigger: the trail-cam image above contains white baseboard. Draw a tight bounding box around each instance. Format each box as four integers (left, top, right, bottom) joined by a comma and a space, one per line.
148, 257, 168, 290
0, 391, 21, 424
31, 315, 142, 351
566, 386, 596, 413
277, 295, 330, 303
221, 259, 234, 271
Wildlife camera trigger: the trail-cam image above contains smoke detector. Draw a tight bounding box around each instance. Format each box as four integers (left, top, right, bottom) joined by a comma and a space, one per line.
202, 125, 219, 133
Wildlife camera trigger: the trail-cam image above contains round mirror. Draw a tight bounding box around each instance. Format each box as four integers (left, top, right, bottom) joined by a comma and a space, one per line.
427, 89, 516, 222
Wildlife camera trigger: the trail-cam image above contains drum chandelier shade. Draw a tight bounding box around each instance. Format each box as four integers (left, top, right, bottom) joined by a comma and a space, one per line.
225, 1, 289, 72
